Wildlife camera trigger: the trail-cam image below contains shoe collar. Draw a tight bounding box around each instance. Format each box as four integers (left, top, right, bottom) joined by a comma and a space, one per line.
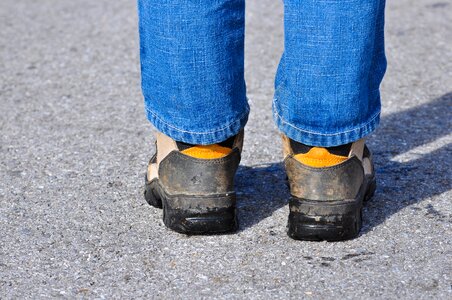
281, 134, 365, 161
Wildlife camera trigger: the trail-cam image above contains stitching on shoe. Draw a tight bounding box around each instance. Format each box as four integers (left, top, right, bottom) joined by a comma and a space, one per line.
165, 148, 240, 165
285, 155, 363, 173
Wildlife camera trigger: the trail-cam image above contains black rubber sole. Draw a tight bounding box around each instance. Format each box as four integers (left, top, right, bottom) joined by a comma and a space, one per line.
144, 177, 238, 235
287, 177, 376, 241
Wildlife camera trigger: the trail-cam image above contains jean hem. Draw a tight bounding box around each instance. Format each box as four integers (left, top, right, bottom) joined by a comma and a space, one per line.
145, 105, 249, 145
272, 100, 380, 147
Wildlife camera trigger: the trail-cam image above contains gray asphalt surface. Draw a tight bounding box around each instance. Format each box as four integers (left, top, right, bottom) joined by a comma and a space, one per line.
1, 0, 451, 298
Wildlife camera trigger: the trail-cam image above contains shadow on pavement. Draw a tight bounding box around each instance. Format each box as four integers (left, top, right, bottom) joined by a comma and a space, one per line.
361, 91, 452, 234
236, 92, 452, 233
235, 162, 289, 231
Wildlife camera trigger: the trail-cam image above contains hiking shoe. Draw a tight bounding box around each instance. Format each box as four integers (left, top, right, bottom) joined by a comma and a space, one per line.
282, 135, 376, 241
144, 130, 244, 234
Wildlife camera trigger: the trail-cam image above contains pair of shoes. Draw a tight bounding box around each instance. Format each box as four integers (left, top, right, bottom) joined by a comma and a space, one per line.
144, 130, 376, 241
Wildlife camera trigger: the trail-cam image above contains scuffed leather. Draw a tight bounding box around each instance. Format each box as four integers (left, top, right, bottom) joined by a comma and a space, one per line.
285, 155, 365, 201
159, 148, 241, 195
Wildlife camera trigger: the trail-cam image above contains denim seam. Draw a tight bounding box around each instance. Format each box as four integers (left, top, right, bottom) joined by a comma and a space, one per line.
145, 105, 250, 136
273, 98, 380, 137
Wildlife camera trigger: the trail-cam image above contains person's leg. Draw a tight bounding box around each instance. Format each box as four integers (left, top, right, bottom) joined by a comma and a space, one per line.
275, 0, 386, 241
274, 0, 386, 146
138, 0, 247, 234
138, 0, 248, 145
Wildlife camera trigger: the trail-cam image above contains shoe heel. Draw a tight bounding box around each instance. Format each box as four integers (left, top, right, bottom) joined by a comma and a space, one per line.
145, 178, 237, 234
163, 203, 237, 234
287, 197, 362, 241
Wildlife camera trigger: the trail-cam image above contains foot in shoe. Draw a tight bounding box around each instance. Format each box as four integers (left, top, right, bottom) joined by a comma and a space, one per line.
144, 130, 244, 234
282, 135, 376, 241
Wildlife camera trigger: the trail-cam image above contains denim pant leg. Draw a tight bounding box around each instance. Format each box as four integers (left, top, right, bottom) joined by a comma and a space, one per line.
138, 0, 249, 144
273, 0, 387, 147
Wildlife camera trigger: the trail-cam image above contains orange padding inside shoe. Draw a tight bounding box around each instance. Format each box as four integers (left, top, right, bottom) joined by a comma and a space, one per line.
181, 144, 232, 159
294, 147, 348, 168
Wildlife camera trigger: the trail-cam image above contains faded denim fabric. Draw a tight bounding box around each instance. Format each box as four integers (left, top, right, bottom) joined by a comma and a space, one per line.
273, 0, 387, 146
138, 0, 248, 145
138, 0, 386, 146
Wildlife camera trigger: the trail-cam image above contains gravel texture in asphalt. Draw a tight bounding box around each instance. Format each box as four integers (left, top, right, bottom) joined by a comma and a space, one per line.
1, 0, 451, 298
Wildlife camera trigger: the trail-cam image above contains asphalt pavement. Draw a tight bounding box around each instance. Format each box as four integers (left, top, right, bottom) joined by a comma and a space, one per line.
1, 0, 451, 298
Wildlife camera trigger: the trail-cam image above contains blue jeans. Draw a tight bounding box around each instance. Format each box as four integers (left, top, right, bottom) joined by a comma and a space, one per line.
138, 0, 386, 147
